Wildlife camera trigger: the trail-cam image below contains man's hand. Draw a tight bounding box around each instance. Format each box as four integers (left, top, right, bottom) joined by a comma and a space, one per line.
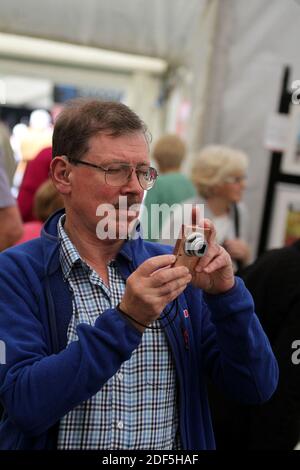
192, 219, 235, 295
119, 254, 192, 332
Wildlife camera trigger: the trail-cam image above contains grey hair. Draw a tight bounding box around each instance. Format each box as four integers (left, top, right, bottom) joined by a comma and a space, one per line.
191, 145, 248, 198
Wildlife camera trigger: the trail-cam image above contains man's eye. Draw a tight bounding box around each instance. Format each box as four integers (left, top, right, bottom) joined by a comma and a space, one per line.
106, 168, 122, 174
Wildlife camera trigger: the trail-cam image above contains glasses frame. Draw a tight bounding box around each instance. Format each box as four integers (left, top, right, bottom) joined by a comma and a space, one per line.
223, 175, 247, 185
65, 156, 158, 190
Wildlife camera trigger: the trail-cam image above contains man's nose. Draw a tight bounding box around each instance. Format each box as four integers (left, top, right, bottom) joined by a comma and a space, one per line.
121, 168, 143, 193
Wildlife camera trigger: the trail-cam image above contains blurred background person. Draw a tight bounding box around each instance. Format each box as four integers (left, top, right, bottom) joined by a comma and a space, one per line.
12, 109, 53, 196
15, 178, 64, 245
0, 120, 17, 187
20, 109, 53, 163
209, 240, 300, 450
161, 145, 250, 271
141, 133, 196, 241
17, 146, 52, 222
240, 240, 300, 449
0, 150, 23, 251
10, 123, 29, 195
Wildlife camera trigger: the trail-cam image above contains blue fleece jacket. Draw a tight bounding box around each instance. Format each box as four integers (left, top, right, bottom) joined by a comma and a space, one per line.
0, 210, 278, 450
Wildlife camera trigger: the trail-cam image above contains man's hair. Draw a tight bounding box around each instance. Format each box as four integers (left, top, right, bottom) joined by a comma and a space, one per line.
152, 134, 186, 172
52, 99, 150, 160
191, 145, 248, 198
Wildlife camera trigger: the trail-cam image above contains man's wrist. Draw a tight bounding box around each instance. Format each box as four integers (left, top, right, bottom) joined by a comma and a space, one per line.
204, 278, 236, 296
116, 303, 147, 333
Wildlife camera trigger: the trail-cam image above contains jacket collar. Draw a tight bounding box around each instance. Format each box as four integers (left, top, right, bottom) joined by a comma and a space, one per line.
40, 209, 148, 276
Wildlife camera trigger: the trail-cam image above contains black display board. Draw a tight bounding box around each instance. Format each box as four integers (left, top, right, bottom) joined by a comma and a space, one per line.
257, 66, 300, 256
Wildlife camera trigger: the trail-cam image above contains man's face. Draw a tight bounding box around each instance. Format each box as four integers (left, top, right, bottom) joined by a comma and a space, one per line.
66, 131, 149, 239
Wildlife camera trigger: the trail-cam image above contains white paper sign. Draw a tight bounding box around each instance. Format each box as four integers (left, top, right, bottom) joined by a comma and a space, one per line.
264, 113, 290, 152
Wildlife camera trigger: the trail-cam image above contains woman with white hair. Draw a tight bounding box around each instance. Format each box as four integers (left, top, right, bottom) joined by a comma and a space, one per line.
161, 145, 251, 270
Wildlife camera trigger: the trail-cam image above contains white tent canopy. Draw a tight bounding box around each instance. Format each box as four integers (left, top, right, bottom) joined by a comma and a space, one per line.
0, 0, 207, 65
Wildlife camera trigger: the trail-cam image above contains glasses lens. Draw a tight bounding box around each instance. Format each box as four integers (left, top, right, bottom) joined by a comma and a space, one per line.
105, 164, 158, 189
137, 167, 158, 190
105, 165, 132, 187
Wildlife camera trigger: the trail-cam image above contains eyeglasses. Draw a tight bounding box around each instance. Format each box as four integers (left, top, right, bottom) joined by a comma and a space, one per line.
66, 157, 158, 190
223, 175, 247, 184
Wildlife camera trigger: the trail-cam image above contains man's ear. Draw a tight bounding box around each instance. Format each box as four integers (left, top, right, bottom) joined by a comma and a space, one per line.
50, 156, 72, 194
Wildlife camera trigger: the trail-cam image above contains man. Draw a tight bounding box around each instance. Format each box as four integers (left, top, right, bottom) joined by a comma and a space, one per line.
0, 100, 278, 450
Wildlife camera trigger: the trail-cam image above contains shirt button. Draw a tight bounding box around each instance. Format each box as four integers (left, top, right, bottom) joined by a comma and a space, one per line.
116, 420, 124, 430
117, 372, 123, 381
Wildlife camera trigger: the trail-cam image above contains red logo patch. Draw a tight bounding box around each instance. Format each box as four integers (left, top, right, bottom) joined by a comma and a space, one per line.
183, 309, 189, 318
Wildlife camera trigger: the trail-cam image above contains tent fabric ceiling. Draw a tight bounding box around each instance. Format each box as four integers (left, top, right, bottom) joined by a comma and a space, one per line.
0, 0, 207, 65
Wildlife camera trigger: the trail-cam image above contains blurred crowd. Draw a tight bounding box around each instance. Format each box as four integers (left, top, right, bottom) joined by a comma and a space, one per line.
0, 109, 63, 250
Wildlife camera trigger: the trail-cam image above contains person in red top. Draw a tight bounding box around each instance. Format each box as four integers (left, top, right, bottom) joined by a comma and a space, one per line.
17, 147, 52, 222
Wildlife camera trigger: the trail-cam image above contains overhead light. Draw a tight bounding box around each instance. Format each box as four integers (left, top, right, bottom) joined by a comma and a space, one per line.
0, 33, 168, 75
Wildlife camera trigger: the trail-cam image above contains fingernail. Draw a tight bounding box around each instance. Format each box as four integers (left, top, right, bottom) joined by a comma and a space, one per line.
195, 266, 202, 273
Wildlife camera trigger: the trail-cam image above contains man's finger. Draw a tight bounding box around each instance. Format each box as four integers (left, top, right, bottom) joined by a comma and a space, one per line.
202, 252, 231, 274
150, 265, 190, 286
137, 254, 176, 276
202, 218, 216, 243
156, 273, 192, 296
190, 210, 215, 243
195, 243, 221, 271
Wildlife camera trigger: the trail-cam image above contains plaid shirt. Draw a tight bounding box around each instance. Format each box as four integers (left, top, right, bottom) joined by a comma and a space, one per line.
56, 216, 180, 449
